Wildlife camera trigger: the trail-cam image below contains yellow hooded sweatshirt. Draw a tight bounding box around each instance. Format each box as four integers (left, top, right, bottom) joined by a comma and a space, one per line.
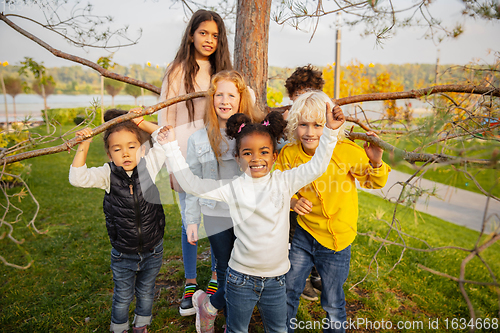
275, 139, 390, 251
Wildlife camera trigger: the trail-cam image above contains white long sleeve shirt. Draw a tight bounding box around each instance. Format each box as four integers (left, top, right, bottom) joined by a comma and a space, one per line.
69, 130, 166, 193
162, 127, 339, 277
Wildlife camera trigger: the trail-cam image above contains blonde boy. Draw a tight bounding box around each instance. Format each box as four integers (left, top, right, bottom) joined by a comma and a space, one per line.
276, 91, 391, 333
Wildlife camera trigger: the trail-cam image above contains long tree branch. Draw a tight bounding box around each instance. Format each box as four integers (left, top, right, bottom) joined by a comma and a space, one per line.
0, 92, 205, 165
0, 13, 160, 94
335, 85, 500, 104
417, 264, 500, 287
347, 132, 498, 165
270, 84, 500, 132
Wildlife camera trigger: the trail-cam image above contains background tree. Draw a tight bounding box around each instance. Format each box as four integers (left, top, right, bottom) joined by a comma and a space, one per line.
18, 57, 54, 133
0, 61, 10, 129
150, 79, 162, 102
104, 78, 124, 107
368, 72, 404, 122
31, 77, 56, 102
97, 56, 114, 123
124, 83, 142, 106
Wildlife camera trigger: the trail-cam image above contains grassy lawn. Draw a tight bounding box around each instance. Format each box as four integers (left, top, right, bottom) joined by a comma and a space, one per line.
366, 116, 500, 198
0, 125, 499, 332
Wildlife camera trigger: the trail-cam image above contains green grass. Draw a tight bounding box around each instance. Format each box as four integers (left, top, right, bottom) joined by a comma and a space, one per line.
0, 125, 499, 332
365, 116, 500, 198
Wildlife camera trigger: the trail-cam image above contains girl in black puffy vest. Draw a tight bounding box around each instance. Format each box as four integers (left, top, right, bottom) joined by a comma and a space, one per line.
69, 109, 166, 333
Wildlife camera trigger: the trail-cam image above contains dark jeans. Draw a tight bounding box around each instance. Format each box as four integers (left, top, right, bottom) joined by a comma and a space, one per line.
205, 215, 235, 315
286, 225, 351, 333
225, 267, 287, 333
110, 240, 163, 333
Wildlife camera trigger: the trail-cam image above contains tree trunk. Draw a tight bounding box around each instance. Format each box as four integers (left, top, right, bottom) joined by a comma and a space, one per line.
0, 72, 8, 130
40, 75, 49, 133
101, 75, 104, 124
12, 96, 16, 121
234, 0, 272, 114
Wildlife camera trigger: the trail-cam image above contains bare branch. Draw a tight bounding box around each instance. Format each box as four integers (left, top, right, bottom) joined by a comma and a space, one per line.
0, 13, 159, 94
0, 92, 206, 165
417, 264, 500, 287
347, 132, 498, 166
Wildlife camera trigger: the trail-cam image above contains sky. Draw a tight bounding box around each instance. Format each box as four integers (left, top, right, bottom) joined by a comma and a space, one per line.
0, 0, 499, 69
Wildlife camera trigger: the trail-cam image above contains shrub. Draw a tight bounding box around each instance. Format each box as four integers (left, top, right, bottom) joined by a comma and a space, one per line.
44, 106, 102, 126
0, 127, 31, 184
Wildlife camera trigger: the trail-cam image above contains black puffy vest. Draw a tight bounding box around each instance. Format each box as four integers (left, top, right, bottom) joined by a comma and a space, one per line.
103, 159, 165, 254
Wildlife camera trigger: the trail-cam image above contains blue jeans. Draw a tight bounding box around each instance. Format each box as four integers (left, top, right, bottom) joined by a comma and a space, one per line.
110, 240, 163, 333
178, 192, 215, 280
225, 267, 287, 333
205, 216, 235, 314
286, 225, 351, 333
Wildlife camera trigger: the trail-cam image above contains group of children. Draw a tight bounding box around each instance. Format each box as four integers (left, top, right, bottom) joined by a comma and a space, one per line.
69, 8, 390, 333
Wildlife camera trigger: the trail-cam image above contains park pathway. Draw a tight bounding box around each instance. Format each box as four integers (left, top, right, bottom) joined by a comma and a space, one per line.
360, 170, 500, 233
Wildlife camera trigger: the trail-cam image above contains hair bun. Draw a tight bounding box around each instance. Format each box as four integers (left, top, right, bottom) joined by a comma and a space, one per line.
263, 111, 287, 141
226, 113, 251, 139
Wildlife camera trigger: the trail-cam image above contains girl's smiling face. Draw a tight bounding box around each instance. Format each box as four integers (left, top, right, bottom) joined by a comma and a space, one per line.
237, 132, 277, 178
214, 80, 240, 128
192, 20, 218, 60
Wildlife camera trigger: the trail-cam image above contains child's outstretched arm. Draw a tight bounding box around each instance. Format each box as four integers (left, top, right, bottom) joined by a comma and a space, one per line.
129, 107, 160, 134
72, 128, 93, 168
159, 126, 230, 203
69, 128, 110, 191
157, 125, 176, 144
349, 131, 390, 189
281, 102, 345, 195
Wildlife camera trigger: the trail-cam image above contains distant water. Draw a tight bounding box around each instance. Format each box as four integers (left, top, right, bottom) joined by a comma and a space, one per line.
0, 94, 431, 123
0, 94, 161, 122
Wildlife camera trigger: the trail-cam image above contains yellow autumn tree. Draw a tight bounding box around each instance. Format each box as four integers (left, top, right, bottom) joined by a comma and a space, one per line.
369, 72, 404, 121
323, 59, 371, 99
267, 86, 283, 107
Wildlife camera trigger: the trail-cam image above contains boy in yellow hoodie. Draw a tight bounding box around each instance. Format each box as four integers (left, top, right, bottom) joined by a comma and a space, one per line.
276, 91, 391, 333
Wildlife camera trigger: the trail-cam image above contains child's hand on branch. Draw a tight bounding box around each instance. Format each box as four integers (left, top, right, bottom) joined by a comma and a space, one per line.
129, 107, 144, 125
325, 103, 345, 130
157, 126, 175, 144
75, 128, 93, 144
72, 128, 92, 167
364, 131, 383, 168
291, 197, 313, 215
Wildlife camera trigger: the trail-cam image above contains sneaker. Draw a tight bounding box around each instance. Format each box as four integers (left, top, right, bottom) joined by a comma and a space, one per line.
300, 279, 318, 301
310, 276, 322, 293
133, 326, 148, 333
193, 290, 217, 333
206, 279, 218, 296
179, 283, 198, 316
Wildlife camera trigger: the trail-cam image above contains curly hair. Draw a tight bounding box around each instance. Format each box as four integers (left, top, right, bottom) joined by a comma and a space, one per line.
226, 111, 287, 156
285, 91, 345, 144
103, 109, 151, 153
285, 64, 325, 98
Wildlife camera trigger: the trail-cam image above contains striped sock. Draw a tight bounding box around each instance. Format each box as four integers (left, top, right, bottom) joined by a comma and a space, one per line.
183, 283, 197, 299
206, 279, 218, 296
